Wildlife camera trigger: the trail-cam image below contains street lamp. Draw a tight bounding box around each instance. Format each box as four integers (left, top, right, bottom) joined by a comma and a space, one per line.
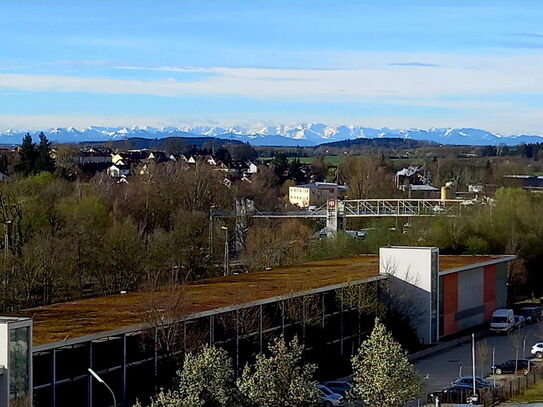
209, 205, 216, 256
88, 368, 117, 407
417, 373, 430, 407
470, 333, 478, 404
3, 220, 11, 259
221, 226, 229, 276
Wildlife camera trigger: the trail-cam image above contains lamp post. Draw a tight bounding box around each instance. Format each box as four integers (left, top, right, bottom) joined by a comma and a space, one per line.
88, 368, 117, 407
471, 333, 478, 404
221, 226, 229, 276
3, 220, 11, 259
492, 347, 496, 387
417, 373, 430, 407
209, 205, 215, 256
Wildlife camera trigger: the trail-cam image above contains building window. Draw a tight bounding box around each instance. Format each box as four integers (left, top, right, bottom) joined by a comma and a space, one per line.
9, 326, 31, 406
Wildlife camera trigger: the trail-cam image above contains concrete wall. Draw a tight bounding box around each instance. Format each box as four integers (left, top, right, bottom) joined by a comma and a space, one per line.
379, 246, 439, 344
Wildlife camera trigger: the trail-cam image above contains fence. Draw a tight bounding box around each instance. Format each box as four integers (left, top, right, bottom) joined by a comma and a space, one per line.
482, 362, 543, 405
428, 363, 543, 406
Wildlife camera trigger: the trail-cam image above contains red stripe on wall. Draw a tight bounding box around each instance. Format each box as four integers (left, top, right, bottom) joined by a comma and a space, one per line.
443, 273, 458, 336
484, 264, 497, 321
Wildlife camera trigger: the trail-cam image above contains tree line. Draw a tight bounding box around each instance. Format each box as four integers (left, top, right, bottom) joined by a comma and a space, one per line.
1, 133, 542, 311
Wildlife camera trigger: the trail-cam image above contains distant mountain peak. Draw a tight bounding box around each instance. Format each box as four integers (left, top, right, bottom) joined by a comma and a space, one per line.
0, 123, 541, 146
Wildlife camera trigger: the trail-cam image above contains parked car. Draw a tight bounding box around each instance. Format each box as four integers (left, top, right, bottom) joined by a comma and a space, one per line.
493, 359, 530, 375
517, 306, 543, 324
531, 342, 543, 359
514, 315, 526, 329
490, 309, 515, 334
317, 385, 344, 407
427, 386, 481, 404
322, 381, 352, 396
452, 376, 497, 389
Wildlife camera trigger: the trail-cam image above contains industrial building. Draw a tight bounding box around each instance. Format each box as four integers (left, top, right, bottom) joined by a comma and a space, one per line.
0, 247, 514, 407
380, 247, 513, 344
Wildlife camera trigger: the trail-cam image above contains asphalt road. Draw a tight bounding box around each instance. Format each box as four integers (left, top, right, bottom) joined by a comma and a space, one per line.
414, 321, 543, 395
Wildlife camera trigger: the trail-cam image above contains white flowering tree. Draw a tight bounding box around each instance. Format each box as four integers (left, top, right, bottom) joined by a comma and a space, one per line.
237, 336, 320, 407
349, 318, 422, 407
136, 344, 239, 407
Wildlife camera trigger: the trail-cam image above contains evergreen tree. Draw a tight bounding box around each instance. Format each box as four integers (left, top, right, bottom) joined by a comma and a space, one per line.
0, 155, 8, 174
15, 133, 38, 176
272, 153, 289, 184
349, 318, 422, 407
237, 336, 320, 407
35, 132, 56, 173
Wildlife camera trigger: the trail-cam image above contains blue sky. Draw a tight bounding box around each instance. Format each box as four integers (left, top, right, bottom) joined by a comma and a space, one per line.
1, 0, 543, 133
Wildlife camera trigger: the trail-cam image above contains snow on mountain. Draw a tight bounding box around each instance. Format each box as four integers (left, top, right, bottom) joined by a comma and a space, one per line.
0, 123, 542, 146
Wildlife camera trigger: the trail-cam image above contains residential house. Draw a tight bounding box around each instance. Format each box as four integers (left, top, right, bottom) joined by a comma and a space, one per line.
107, 164, 130, 178
246, 161, 258, 174
396, 166, 439, 198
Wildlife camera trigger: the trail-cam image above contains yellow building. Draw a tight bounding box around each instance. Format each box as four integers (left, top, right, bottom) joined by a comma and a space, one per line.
289, 182, 346, 208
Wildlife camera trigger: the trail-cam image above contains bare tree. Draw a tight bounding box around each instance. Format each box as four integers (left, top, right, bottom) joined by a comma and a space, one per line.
509, 329, 524, 374
281, 293, 321, 326
217, 304, 262, 373
144, 285, 189, 360
338, 282, 386, 319
476, 340, 491, 377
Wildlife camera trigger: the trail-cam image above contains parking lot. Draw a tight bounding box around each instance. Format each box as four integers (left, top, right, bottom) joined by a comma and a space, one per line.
414, 321, 543, 395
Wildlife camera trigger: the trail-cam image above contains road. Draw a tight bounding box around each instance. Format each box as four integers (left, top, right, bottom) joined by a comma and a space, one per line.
414, 321, 543, 395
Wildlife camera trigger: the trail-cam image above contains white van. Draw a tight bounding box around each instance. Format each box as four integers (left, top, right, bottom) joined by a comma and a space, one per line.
490, 309, 515, 334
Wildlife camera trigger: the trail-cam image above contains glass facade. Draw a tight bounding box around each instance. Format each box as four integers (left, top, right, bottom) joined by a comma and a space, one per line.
9, 326, 31, 407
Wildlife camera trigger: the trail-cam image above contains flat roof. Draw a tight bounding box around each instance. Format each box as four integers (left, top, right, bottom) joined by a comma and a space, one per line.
17, 254, 512, 347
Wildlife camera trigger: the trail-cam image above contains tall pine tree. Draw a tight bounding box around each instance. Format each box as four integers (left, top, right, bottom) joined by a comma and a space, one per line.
35, 132, 56, 173
15, 133, 38, 176
0, 155, 8, 174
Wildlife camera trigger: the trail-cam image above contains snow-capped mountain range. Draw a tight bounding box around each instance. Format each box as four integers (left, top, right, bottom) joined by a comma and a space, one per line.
1, 123, 542, 146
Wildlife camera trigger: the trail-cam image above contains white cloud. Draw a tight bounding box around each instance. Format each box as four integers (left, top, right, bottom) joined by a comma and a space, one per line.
0, 114, 178, 131
1, 52, 542, 101
1, 52, 543, 134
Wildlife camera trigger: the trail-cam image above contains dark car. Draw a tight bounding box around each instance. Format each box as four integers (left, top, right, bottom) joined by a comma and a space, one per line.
427, 386, 480, 404
493, 359, 530, 375
322, 381, 352, 396
452, 376, 495, 389
517, 307, 543, 324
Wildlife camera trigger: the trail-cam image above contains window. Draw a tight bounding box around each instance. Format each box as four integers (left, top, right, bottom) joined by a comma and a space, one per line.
9, 326, 31, 406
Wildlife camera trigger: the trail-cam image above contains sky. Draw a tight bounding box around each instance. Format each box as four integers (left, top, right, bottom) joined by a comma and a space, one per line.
0, 0, 543, 134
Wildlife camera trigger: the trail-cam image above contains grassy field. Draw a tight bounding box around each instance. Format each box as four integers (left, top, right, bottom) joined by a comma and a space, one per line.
289, 155, 344, 165
511, 379, 543, 403
260, 156, 344, 165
